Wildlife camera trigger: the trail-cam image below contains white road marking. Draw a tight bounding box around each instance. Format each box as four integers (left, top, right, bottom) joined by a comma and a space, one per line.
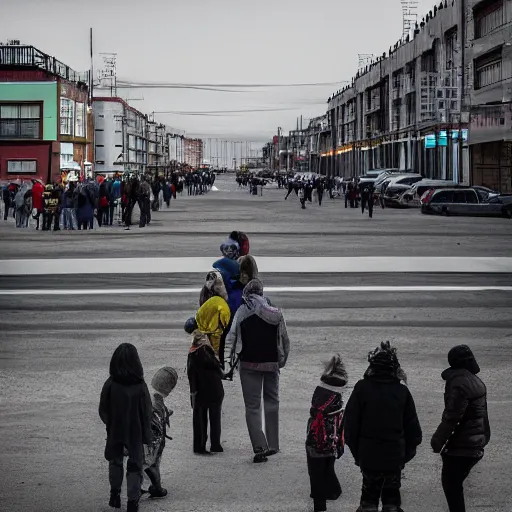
1, 256, 512, 275
0, 286, 511, 296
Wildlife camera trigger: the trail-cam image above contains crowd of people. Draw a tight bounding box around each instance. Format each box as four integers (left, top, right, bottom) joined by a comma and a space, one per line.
1, 171, 216, 232
98, 231, 490, 512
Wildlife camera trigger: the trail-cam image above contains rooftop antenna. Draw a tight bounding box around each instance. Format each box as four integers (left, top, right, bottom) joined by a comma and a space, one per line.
401, 0, 419, 39
98, 52, 117, 97
358, 54, 375, 71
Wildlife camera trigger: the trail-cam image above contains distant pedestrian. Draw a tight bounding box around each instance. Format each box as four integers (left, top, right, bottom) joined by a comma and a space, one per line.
226, 279, 290, 463
306, 355, 347, 512
99, 343, 153, 512
344, 341, 422, 512
299, 186, 306, 209
185, 317, 225, 455
142, 366, 178, 500
317, 181, 324, 206
431, 345, 490, 512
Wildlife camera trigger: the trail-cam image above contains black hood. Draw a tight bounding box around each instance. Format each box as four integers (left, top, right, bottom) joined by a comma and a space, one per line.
447, 345, 480, 375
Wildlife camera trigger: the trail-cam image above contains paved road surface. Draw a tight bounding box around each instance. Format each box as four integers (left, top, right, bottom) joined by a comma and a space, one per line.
0, 176, 511, 512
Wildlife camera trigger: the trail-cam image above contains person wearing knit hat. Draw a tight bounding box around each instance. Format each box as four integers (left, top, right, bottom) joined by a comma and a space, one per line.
142, 366, 178, 500
306, 355, 347, 512
431, 345, 490, 512
344, 342, 422, 512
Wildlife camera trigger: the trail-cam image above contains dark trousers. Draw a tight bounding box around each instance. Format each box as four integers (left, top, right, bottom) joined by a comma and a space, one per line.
368, 198, 373, 218
318, 192, 323, 206
360, 469, 401, 511
42, 212, 55, 231
3, 201, 9, 220
284, 187, 294, 199
192, 402, 222, 452
109, 455, 143, 502
307, 454, 341, 512
139, 196, 151, 227
345, 194, 348, 208
441, 455, 481, 512
361, 196, 367, 213
145, 456, 162, 491
300, 198, 306, 209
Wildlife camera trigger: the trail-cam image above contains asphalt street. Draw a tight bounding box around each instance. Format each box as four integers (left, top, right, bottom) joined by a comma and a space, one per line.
0, 176, 511, 512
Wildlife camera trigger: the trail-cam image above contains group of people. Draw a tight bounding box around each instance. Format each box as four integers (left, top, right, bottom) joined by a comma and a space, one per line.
98, 232, 490, 512
184, 171, 216, 196
1, 171, 214, 231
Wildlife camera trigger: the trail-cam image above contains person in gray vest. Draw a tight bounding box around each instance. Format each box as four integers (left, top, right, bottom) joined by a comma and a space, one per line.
225, 279, 290, 463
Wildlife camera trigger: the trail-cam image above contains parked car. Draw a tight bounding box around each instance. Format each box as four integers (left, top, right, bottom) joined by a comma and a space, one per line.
421, 188, 512, 218
399, 180, 459, 207
382, 174, 424, 206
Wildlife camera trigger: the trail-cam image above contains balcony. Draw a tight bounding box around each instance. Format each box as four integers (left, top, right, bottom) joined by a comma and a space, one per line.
0, 45, 89, 84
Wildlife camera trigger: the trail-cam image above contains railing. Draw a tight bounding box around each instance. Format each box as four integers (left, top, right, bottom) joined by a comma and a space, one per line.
0, 45, 89, 84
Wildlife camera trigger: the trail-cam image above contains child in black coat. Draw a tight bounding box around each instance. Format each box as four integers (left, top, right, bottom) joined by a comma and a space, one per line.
99, 343, 152, 512
306, 355, 347, 512
344, 341, 422, 512
185, 317, 225, 455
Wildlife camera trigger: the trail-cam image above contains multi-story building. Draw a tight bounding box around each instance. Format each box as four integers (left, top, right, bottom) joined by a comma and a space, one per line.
0, 43, 91, 182
147, 121, 170, 176
326, 1, 468, 181
92, 97, 148, 175
183, 137, 203, 168
466, 0, 512, 192
305, 115, 330, 175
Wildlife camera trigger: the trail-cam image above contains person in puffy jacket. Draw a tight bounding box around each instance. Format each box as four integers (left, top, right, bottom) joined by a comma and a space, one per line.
226, 279, 290, 463
306, 355, 347, 512
195, 295, 231, 358
344, 341, 422, 512
431, 345, 490, 512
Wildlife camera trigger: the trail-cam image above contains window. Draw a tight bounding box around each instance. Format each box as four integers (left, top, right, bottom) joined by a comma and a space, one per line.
75, 102, 85, 137
474, 50, 502, 89
474, 0, 503, 38
60, 142, 74, 168
453, 191, 468, 203
445, 29, 457, 70
0, 104, 41, 139
60, 98, 74, 135
432, 190, 454, 203
7, 160, 37, 173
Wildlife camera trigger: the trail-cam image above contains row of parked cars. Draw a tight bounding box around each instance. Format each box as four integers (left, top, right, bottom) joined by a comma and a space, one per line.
356, 169, 512, 219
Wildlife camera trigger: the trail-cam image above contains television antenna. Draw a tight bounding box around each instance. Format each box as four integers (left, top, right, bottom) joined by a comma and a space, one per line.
401, 0, 419, 39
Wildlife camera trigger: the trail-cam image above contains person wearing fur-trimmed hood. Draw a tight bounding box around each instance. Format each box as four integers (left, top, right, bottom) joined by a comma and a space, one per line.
344, 341, 422, 512
225, 279, 290, 463
306, 355, 347, 512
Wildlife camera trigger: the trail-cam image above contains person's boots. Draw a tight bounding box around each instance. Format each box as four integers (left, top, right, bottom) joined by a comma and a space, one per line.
126, 499, 139, 512
314, 499, 327, 512
356, 503, 379, 512
108, 491, 121, 509
253, 449, 268, 464
148, 485, 168, 499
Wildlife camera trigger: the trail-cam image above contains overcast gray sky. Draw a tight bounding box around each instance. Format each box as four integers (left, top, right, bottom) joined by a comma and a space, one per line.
1, 0, 435, 143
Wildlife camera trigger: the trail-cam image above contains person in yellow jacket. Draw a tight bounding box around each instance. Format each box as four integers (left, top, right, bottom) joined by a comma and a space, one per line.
195, 296, 231, 358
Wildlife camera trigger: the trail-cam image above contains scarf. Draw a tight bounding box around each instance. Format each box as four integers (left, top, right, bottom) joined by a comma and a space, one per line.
243, 279, 282, 325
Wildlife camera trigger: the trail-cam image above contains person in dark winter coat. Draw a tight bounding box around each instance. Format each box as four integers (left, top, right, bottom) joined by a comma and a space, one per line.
99, 343, 152, 512
142, 366, 178, 500
431, 345, 490, 512
185, 318, 225, 455
344, 341, 422, 512
225, 279, 290, 463
306, 355, 347, 512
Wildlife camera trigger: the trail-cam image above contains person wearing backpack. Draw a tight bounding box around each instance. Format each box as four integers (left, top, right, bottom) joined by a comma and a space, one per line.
306, 355, 347, 512
344, 341, 422, 512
